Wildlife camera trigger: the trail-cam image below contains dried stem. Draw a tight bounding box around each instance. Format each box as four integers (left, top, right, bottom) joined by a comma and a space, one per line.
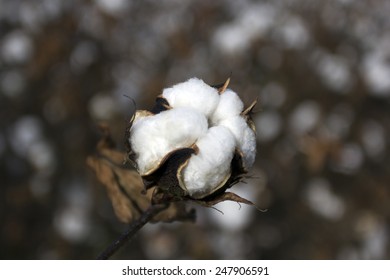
96, 203, 169, 260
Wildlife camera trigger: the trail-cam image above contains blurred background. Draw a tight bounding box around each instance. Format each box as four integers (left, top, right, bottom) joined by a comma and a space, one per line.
1, 0, 390, 259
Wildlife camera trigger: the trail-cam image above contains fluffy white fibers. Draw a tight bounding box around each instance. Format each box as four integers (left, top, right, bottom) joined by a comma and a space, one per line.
219, 116, 257, 170
211, 89, 244, 125
130, 107, 208, 175
183, 126, 236, 199
162, 78, 220, 117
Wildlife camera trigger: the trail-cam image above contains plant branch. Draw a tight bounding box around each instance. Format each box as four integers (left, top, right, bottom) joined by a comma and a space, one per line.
96, 203, 169, 260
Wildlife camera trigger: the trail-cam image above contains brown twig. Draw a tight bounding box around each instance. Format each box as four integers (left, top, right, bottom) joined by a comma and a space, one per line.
96, 203, 169, 260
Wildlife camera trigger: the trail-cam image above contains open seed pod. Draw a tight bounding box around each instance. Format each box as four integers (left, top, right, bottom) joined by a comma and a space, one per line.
126, 78, 257, 202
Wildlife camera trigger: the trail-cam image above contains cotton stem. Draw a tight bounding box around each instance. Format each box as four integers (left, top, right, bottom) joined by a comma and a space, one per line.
96, 203, 169, 260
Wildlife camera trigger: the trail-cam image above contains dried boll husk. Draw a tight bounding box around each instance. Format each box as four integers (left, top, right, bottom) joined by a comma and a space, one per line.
126, 78, 257, 203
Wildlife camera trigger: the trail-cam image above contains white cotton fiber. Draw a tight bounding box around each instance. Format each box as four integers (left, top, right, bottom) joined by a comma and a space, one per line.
129, 77, 257, 199
162, 78, 220, 117
130, 107, 208, 175
211, 89, 244, 125
219, 116, 256, 170
183, 126, 236, 199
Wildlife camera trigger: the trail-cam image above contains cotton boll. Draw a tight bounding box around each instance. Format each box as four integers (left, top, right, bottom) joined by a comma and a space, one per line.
220, 116, 256, 170
211, 89, 244, 125
183, 126, 236, 199
127, 77, 257, 202
130, 107, 208, 175
162, 78, 220, 117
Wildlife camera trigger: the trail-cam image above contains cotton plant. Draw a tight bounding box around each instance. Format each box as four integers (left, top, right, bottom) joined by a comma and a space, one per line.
88, 77, 258, 259
127, 77, 257, 204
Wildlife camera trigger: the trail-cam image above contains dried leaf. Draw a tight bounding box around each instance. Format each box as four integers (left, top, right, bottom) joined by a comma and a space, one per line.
87, 156, 147, 223
87, 124, 196, 224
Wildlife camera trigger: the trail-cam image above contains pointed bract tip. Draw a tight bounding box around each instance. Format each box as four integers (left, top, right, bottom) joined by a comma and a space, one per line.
218, 77, 231, 94
242, 98, 258, 116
